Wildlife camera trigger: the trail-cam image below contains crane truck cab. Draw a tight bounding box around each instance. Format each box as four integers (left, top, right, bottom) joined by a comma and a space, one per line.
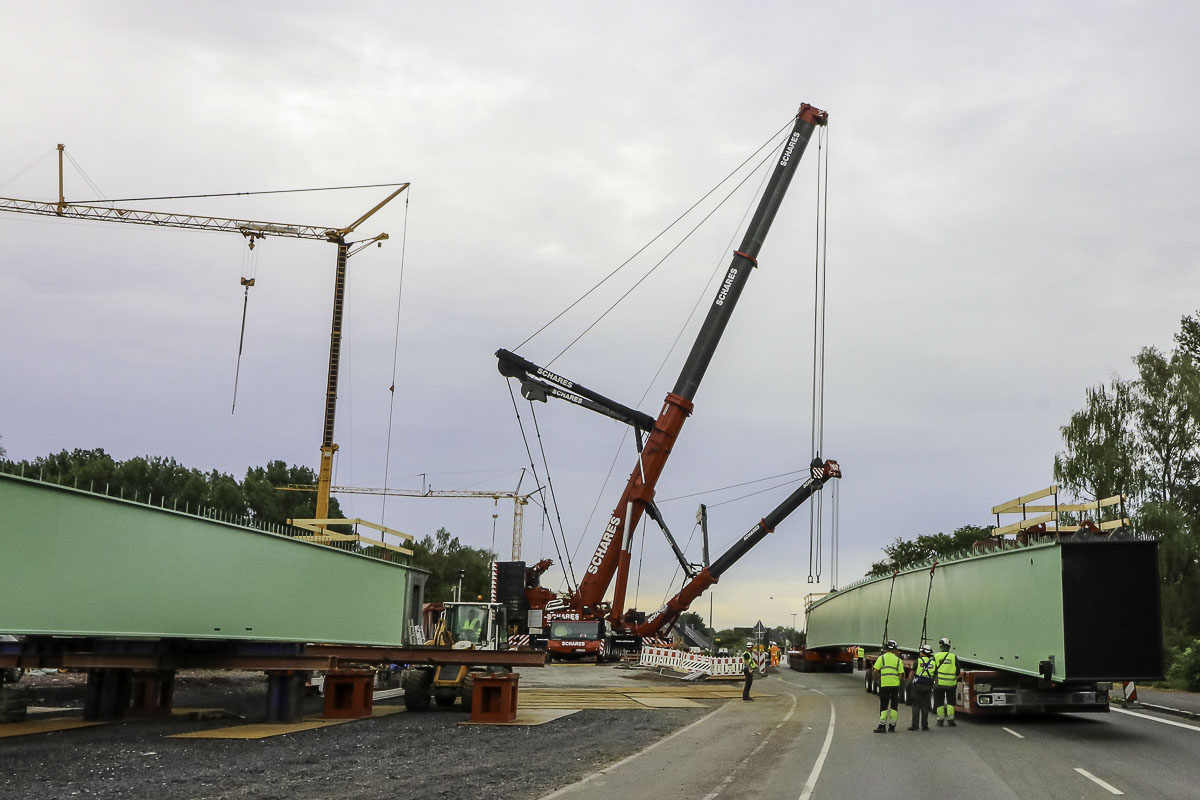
401, 601, 509, 712
545, 612, 615, 664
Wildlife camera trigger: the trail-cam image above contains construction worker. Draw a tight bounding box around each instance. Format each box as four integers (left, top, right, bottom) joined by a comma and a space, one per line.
873, 640, 903, 733
769, 643, 780, 667
856, 645, 866, 671
908, 644, 935, 731
742, 643, 756, 701
933, 637, 959, 727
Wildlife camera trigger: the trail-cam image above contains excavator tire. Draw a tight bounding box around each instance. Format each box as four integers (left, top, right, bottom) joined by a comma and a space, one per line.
434, 691, 457, 707
401, 668, 432, 712
458, 673, 475, 713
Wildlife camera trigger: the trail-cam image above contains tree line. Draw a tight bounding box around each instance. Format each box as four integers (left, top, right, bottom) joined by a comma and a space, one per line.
860, 311, 1200, 690
0, 444, 495, 603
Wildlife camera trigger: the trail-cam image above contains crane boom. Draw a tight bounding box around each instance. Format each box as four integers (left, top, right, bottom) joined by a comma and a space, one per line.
579, 103, 829, 618
0, 197, 340, 240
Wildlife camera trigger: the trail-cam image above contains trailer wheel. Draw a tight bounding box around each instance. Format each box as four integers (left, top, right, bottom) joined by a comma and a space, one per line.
433, 692, 456, 707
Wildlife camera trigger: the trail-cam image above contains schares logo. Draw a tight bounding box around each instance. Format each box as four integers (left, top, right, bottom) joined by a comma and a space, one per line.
714, 267, 738, 306
587, 515, 622, 574
535, 367, 573, 389
779, 131, 801, 167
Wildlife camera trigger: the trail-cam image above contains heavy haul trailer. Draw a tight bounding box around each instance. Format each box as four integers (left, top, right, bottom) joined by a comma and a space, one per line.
806, 537, 1163, 715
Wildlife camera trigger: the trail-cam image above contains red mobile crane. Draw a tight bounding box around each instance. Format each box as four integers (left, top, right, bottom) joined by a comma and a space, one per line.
497, 104, 839, 654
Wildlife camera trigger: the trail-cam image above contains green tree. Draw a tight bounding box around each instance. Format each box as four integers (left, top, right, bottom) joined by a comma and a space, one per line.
678, 611, 709, 635
407, 527, 495, 602
1132, 347, 1200, 504
868, 524, 994, 577
1053, 379, 1141, 506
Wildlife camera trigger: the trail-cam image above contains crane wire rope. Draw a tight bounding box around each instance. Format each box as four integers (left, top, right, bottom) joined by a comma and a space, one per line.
656, 467, 810, 504
0, 148, 55, 193
659, 521, 701, 609
882, 570, 899, 646
545, 139, 788, 367
527, 401, 580, 592
71, 182, 410, 204
505, 379, 578, 595
381, 192, 411, 527
231, 236, 261, 413
919, 562, 938, 646
808, 124, 831, 584
564, 150, 777, 569
513, 118, 795, 356
633, 514, 649, 611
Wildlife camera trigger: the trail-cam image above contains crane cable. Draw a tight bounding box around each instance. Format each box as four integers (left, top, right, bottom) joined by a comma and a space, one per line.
882, 570, 899, 646
505, 379, 578, 595
808, 123, 831, 583
381, 193, 411, 527
565, 147, 776, 570
919, 562, 939, 647
514, 118, 796, 358
528, 400, 579, 592
231, 235, 261, 414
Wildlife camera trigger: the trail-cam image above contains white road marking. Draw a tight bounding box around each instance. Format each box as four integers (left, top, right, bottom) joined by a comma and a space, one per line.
702, 691, 798, 799
797, 691, 836, 800
1075, 767, 1124, 795
1002, 727, 1024, 739
1111, 706, 1200, 731
538, 704, 724, 799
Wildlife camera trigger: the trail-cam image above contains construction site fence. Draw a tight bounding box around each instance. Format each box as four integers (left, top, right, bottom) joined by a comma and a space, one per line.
638, 646, 743, 677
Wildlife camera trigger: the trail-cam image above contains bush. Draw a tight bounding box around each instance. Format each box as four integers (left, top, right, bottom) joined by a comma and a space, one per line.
1166, 640, 1200, 692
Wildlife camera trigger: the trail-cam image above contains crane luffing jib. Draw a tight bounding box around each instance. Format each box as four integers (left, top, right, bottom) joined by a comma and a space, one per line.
633, 459, 841, 637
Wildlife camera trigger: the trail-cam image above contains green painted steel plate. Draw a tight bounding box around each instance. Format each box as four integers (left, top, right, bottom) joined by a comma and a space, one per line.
0, 474, 420, 646
805, 538, 1161, 682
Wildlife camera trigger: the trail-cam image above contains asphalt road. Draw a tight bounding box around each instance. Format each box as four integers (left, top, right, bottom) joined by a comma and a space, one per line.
541, 668, 1200, 799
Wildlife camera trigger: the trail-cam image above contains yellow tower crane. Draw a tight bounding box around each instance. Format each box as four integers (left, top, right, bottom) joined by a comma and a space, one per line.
0, 144, 409, 527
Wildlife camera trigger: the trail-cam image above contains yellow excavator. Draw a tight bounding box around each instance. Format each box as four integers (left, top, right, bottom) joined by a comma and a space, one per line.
401, 602, 510, 712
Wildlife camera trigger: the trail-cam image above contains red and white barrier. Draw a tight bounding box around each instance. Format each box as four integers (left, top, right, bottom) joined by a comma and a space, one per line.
638, 646, 745, 677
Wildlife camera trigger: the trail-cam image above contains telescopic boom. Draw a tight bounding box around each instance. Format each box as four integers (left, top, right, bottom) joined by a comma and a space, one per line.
578, 103, 829, 618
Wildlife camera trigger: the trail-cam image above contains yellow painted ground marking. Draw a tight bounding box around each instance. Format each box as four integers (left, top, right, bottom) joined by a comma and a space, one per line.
627, 696, 705, 708
0, 718, 108, 738
167, 706, 403, 739
460, 709, 579, 726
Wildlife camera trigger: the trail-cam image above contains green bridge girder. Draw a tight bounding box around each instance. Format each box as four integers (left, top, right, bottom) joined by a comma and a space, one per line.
0, 473, 424, 646
805, 538, 1163, 683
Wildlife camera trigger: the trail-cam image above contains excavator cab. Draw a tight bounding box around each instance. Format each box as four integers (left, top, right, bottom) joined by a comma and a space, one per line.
402, 602, 510, 712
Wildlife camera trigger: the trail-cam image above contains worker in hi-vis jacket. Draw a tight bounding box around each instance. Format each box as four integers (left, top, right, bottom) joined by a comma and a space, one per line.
873, 640, 903, 733
908, 644, 936, 731
933, 637, 960, 726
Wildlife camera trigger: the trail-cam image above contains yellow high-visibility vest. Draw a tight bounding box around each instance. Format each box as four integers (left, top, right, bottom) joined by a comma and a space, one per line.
934, 651, 958, 686
875, 651, 903, 687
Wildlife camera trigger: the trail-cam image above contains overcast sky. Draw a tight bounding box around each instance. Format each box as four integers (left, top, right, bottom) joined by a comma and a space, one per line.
3, 1, 1198, 631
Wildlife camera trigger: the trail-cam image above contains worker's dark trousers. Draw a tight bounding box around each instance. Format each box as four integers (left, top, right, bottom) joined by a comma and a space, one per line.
934, 684, 956, 721
857, 658, 864, 670
878, 685, 899, 726
910, 683, 932, 729
742, 669, 754, 700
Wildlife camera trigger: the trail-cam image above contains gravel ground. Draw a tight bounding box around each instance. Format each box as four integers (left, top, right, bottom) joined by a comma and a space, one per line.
1, 666, 711, 800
